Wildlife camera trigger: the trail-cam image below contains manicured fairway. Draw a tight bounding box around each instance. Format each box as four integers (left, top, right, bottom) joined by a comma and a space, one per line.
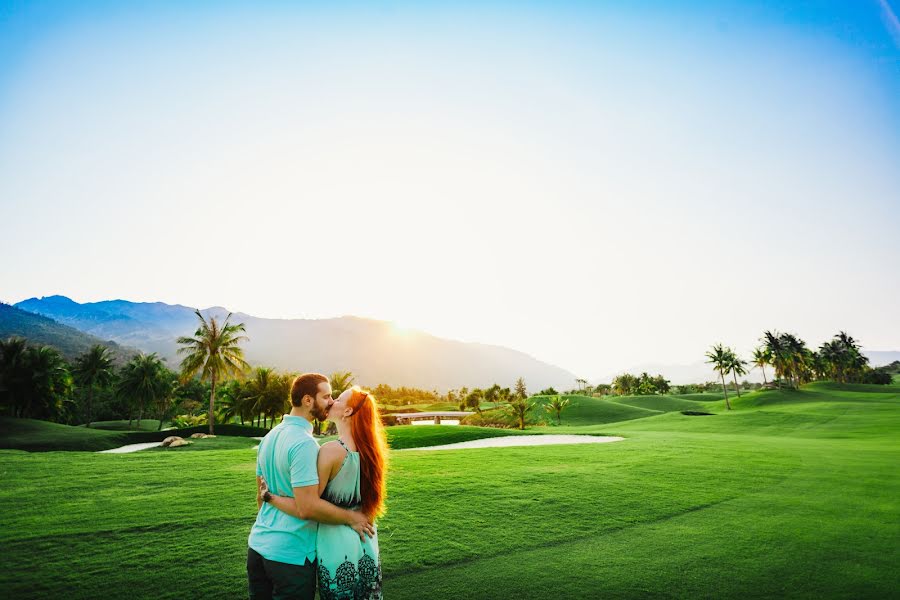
608, 393, 703, 413
0, 384, 897, 599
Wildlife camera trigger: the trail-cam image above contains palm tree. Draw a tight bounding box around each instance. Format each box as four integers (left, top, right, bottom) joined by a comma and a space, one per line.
483, 384, 501, 408
506, 396, 535, 430
781, 333, 809, 388
73, 345, 115, 427
544, 395, 570, 425
263, 372, 292, 427
117, 353, 168, 429
248, 367, 274, 427
329, 371, 355, 396
218, 379, 251, 426
705, 344, 733, 410
726, 352, 748, 399
762, 330, 788, 384
21, 345, 72, 420
751, 347, 771, 386
465, 389, 484, 414
0, 337, 29, 417
177, 310, 249, 435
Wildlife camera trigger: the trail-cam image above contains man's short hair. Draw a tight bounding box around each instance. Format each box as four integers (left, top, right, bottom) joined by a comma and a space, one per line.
290, 373, 328, 407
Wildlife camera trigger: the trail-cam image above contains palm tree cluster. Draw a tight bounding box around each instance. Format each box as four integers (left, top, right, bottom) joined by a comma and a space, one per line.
611, 372, 671, 396
705, 344, 748, 409
0, 338, 72, 420
117, 352, 173, 430
708, 331, 881, 406
218, 367, 294, 428
0, 338, 181, 428
816, 332, 870, 383
757, 330, 872, 388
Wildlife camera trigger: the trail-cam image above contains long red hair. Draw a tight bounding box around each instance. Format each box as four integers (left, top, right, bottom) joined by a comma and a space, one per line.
348, 387, 388, 519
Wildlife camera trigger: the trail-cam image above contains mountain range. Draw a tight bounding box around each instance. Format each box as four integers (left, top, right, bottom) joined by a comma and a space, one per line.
12, 295, 577, 391
0, 303, 136, 363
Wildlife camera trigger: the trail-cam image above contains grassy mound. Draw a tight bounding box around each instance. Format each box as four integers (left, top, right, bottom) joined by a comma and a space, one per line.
86, 419, 166, 431
0, 417, 269, 452
670, 392, 726, 401
610, 394, 703, 413
530, 394, 660, 426
0, 417, 129, 452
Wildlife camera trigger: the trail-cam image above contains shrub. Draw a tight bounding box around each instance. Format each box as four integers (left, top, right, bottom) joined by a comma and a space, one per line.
461, 409, 517, 429
862, 370, 893, 385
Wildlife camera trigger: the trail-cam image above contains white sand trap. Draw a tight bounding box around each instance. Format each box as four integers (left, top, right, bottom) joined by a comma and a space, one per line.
404, 434, 625, 451
97, 442, 163, 454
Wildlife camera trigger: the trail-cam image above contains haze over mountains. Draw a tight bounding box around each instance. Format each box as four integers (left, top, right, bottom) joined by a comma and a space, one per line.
12, 296, 577, 391
9, 295, 898, 389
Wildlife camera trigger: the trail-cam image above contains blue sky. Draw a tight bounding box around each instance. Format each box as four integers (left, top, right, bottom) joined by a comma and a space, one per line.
1, 1, 898, 377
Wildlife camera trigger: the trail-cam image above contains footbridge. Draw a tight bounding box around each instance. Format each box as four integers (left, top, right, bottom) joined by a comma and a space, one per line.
392, 411, 474, 425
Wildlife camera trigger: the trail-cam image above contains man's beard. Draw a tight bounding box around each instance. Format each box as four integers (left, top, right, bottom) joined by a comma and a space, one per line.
311, 403, 329, 422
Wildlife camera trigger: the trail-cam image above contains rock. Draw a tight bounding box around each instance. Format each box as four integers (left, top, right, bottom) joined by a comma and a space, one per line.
189, 433, 206, 439
168, 439, 191, 448
161, 436, 183, 447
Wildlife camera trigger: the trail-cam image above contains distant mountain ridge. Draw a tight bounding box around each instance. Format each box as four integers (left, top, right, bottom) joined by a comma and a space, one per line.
14, 295, 577, 391
0, 303, 136, 363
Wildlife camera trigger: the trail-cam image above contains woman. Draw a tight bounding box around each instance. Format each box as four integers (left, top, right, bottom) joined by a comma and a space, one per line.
266, 387, 388, 600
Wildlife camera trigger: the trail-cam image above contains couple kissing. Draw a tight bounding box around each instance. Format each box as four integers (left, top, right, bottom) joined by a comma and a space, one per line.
248, 373, 387, 600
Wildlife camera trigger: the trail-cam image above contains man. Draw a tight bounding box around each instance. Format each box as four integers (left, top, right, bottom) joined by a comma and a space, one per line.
247, 372, 374, 600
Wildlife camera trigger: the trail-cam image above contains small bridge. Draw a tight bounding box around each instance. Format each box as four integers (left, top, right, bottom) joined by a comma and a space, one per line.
392, 411, 474, 425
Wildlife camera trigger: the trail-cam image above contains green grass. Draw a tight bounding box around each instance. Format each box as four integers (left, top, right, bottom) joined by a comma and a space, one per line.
0, 418, 269, 452
85, 419, 167, 431
609, 394, 703, 413
670, 392, 727, 401
0, 383, 898, 598
0, 417, 130, 452
531, 394, 661, 426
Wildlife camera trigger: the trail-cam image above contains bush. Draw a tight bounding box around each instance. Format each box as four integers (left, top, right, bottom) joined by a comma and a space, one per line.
862, 370, 893, 385
171, 414, 207, 428
381, 414, 398, 427
461, 409, 517, 429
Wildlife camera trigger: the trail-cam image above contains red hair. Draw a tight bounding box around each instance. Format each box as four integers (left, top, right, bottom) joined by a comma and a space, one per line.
348, 387, 388, 519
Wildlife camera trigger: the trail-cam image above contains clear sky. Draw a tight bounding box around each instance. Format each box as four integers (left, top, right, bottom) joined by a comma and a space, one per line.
1, 1, 899, 379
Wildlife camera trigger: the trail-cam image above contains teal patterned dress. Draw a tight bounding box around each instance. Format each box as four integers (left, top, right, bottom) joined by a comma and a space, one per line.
317, 439, 382, 600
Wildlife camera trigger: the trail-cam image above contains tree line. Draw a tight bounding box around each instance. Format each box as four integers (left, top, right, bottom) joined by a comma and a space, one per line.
0, 338, 206, 429
707, 330, 890, 410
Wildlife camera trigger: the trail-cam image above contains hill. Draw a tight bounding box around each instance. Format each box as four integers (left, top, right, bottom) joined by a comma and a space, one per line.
14, 295, 576, 390
0, 303, 136, 363
609, 394, 706, 413
530, 393, 661, 426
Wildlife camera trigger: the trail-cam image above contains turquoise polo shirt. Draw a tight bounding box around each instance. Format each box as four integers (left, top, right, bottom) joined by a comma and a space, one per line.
248, 415, 320, 565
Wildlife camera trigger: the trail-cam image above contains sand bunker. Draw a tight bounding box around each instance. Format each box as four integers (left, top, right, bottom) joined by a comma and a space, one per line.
403, 434, 624, 451
97, 442, 163, 454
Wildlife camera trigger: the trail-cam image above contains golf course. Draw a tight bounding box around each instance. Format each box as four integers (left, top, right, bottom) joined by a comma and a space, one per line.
1, 381, 897, 599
